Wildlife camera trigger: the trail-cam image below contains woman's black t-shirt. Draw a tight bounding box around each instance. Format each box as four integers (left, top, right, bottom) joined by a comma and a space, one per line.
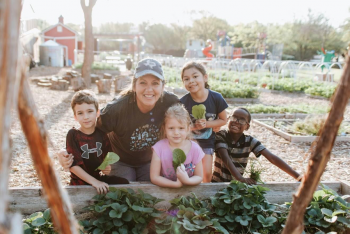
97, 91, 179, 166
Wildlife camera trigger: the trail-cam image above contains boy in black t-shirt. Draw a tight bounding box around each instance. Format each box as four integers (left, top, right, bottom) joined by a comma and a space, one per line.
212, 107, 301, 184
66, 90, 128, 194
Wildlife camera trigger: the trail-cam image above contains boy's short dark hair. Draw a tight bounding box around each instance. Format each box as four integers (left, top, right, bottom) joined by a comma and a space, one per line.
71, 90, 99, 114
232, 107, 251, 123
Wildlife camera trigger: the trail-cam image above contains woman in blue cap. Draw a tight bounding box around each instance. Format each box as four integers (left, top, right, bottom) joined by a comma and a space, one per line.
59, 58, 179, 181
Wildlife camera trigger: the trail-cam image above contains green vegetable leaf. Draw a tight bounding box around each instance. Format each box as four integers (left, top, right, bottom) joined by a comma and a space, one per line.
32, 217, 47, 227
192, 104, 206, 119
96, 152, 120, 171
172, 148, 186, 171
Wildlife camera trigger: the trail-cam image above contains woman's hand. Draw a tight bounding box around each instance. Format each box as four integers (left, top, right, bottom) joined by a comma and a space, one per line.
57, 149, 73, 171
195, 119, 207, 130
176, 165, 190, 184
91, 180, 109, 194
100, 165, 111, 176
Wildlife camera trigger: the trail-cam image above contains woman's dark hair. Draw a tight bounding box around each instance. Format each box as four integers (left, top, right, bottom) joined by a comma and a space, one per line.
232, 107, 251, 123
181, 61, 210, 89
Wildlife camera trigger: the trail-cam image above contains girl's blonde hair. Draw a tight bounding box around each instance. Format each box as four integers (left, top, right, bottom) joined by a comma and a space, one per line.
181, 61, 210, 89
160, 104, 192, 140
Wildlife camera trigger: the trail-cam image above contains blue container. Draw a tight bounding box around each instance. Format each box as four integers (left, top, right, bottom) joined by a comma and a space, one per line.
68, 59, 72, 66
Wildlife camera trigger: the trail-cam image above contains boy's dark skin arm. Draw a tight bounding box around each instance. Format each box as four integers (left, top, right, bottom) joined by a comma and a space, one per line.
217, 148, 256, 185
261, 149, 301, 181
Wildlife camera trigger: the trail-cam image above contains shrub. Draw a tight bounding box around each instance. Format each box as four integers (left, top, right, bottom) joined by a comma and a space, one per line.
23, 208, 56, 234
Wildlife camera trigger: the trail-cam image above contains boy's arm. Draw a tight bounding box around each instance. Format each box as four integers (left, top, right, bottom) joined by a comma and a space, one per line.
178, 161, 203, 185
217, 148, 256, 184
150, 151, 183, 188
261, 149, 301, 181
70, 166, 109, 194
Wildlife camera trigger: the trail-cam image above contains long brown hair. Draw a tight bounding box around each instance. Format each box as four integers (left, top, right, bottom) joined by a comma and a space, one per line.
181, 61, 210, 89
159, 104, 193, 140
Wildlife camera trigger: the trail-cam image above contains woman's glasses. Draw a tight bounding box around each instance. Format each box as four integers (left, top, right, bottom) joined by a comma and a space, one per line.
229, 116, 249, 125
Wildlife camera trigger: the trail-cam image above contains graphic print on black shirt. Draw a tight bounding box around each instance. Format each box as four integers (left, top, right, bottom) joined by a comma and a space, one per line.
130, 124, 160, 151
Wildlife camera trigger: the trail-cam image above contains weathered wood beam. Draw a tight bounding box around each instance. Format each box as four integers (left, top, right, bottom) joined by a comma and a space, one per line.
282, 58, 350, 234
17, 69, 78, 233
8, 181, 345, 215
0, 0, 22, 233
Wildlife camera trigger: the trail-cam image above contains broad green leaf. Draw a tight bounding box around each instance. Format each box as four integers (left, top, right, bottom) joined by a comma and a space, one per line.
193, 219, 212, 229
96, 152, 120, 171
92, 228, 104, 234
324, 216, 337, 223
118, 226, 128, 234
192, 104, 206, 119
29, 212, 43, 222
172, 148, 186, 171
32, 217, 46, 227
113, 219, 124, 227
43, 208, 51, 221
23, 223, 32, 234
332, 209, 346, 216
177, 219, 198, 231
235, 215, 252, 226
321, 208, 333, 217
122, 210, 133, 222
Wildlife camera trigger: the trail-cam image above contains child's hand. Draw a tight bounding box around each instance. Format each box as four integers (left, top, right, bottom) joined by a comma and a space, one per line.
195, 119, 207, 130
92, 180, 109, 194
100, 165, 111, 176
239, 177, 257, 185
176, 164, 190, 184
57, 149, 73, 172
212, 126, 221, 132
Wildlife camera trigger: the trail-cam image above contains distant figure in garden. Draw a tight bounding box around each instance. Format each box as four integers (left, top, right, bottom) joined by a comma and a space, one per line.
180, 61, 228, 182
211, 107, 301, 184
59, 58, 179, 181
66, 90, 129, 194
150, 104, 204, 188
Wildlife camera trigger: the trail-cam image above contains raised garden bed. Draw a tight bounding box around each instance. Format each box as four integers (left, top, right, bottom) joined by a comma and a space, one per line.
253, 119, 350, 143
9, 181, 349, 215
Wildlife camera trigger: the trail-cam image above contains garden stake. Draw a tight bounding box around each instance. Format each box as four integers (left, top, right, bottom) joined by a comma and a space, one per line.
17, 58, 78, 234
282, 58, 350, 233
0, 0, 23, 232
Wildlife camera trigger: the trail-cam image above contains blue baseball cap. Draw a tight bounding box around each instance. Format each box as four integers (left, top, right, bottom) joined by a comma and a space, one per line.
134, 58, 164, 80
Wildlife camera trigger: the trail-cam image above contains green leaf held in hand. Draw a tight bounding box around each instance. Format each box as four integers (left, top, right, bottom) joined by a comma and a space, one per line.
96, 152, 120, 171
192, 104, 206, 119
173, 148, 186, 171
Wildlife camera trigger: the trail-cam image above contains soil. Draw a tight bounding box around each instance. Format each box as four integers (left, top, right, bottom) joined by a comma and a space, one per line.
8, 66, 350, 188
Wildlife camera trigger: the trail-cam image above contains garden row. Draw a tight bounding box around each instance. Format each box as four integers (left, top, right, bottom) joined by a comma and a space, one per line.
163, 66, 337, 99
22, 181, 350, 234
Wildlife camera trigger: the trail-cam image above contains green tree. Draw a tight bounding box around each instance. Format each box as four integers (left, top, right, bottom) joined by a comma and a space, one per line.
191, 12, 231, 40
143, 23, 177, 53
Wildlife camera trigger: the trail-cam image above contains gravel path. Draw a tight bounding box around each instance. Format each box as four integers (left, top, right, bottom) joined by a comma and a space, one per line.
8, 67, 350, 187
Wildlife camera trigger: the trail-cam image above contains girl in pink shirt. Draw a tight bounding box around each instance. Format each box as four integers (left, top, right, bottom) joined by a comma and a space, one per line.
150, 104, 204, 188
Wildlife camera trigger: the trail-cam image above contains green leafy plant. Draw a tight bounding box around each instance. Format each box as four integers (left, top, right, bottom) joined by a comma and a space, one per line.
80, 188, 163, 234
23, 208, 57, 234
155, 193, 229, 234
210, 181, 284, 234
192, 104, 206, 119
242, 104, 328, 114
96, 152, 120, 171
172, 149, 186, 171
244, 160, 265, 183
284, 185, 350, 233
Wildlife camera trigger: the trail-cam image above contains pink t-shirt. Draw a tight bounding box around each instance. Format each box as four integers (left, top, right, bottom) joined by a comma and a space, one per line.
152, 139, 205, 181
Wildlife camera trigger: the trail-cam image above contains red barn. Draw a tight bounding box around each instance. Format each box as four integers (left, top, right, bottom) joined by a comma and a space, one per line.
41, 15, 78, 65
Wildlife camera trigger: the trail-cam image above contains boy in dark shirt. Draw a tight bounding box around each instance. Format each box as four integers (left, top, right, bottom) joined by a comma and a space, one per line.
212, 107, 301, 184
66, 90, 128, 194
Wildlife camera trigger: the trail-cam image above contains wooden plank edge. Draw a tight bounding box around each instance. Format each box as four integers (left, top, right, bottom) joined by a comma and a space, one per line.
8, 181, 343, 215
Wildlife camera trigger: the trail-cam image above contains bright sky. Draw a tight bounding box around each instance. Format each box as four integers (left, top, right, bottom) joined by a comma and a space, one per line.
22, 0, 350, 28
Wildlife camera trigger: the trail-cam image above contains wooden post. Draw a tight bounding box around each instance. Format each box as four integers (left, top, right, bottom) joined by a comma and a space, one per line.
17, 66, 78, 233
96, 79, 113, 93
282, 58, 350, 233
0, 0, 22, 233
